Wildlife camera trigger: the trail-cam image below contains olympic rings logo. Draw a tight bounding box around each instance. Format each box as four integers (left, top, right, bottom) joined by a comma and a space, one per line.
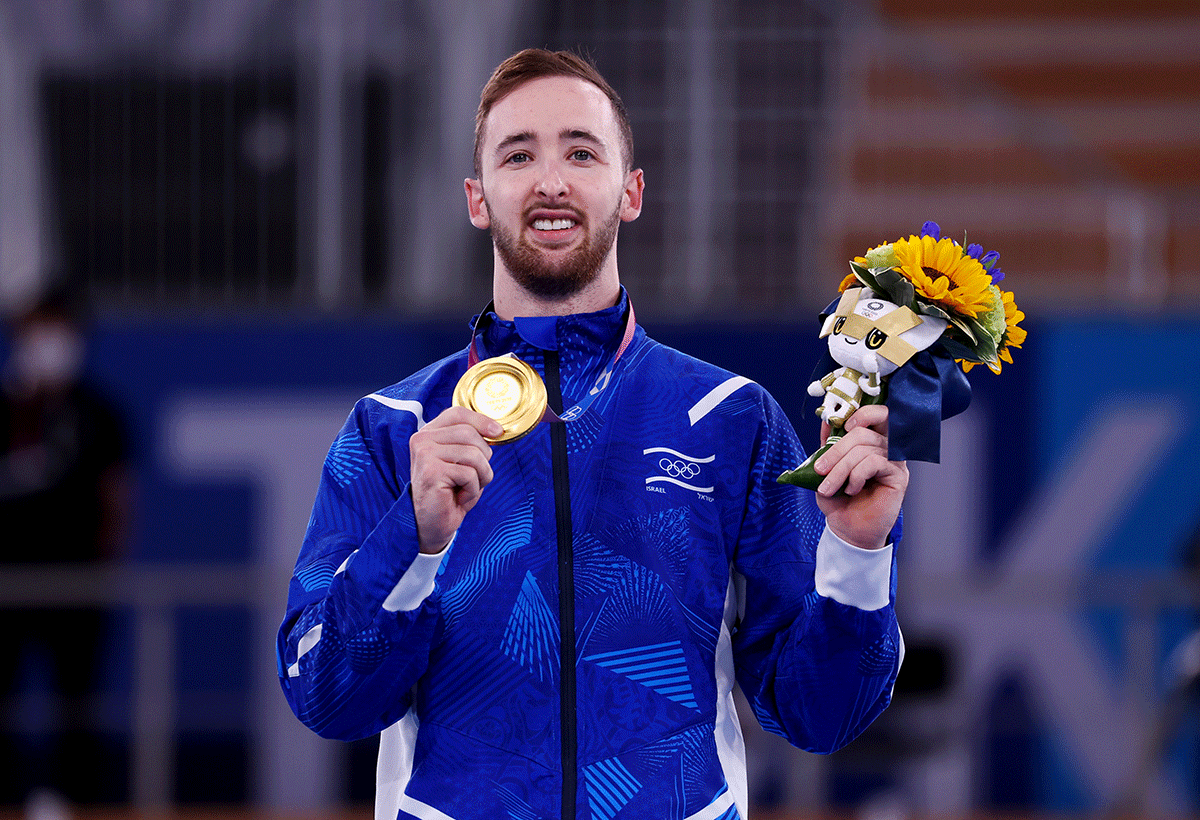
659, 458, 700, 479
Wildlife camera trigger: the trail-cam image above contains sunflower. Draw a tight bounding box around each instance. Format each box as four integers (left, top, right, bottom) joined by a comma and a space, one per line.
963, 289, 1026, 373
891, 233, 996, 319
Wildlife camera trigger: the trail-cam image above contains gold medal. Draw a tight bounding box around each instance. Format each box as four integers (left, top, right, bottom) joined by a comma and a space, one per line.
452, 354, 548, 443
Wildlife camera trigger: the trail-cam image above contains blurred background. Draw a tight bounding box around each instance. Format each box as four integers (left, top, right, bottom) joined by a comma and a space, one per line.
0, 0, 1197, 818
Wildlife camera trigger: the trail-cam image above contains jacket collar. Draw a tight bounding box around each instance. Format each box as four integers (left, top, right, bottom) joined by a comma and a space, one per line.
470, 287, 632, 359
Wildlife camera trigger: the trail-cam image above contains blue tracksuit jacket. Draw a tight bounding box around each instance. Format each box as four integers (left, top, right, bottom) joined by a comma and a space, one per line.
278, 292, 902, 820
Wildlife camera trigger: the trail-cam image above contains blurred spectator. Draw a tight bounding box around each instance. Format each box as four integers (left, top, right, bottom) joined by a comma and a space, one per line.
0, 282, 132, 819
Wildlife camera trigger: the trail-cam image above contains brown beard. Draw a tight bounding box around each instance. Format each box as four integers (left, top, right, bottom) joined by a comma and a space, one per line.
489, 201, 622, 300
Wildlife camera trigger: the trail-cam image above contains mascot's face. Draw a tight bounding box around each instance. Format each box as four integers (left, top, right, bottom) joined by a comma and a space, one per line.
821, 289, 947, 377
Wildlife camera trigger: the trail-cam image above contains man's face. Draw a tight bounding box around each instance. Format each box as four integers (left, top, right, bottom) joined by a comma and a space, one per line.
466, 75, 643, 301
6, 316, 84, 395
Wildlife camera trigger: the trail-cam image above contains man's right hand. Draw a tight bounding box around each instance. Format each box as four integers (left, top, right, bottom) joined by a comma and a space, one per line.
409, 407, 503, 554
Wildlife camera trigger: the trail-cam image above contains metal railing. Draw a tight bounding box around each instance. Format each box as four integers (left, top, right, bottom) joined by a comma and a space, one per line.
2, 562, 1196, 813
0, 563, 259, 813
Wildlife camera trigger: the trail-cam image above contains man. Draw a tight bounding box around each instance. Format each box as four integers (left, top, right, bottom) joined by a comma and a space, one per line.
1, 283, 132, 816
279, 49, 906, 820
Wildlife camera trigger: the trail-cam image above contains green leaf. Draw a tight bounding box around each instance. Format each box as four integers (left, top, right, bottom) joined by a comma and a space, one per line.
846, 262, 874, 291
871, 269, 898, 296
947, 314, 979, 345
938, 337, 981, 362
778, 440, 837, 491
870, 268, 916, 309
963, 315, 998, 360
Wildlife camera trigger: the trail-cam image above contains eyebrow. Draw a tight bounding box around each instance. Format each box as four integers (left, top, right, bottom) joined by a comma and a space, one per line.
495, 131, 536, 156
493, 128, 606, 157
561, 128, 603, 147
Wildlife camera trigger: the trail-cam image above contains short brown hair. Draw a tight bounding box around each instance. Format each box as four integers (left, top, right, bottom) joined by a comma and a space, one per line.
474, 48, 634, 178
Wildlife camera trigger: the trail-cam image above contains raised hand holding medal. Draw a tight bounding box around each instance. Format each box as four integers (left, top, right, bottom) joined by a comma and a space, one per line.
411, 300, 636, 554
453, 354, 549, 443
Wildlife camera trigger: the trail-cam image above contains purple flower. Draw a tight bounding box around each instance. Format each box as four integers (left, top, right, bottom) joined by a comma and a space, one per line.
966, 243, 984, 259
920, 221, 941, 240
977, 249, 1004, 281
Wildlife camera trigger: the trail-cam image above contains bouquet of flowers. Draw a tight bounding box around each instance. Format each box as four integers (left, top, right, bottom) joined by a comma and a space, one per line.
779, 221, 1025, 489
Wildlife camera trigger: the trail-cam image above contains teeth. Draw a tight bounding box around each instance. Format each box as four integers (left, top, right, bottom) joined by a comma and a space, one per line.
533, 218, 576, 231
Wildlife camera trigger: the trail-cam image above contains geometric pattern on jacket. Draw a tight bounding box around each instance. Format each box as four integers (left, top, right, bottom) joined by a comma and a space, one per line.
279, 290, 902, 820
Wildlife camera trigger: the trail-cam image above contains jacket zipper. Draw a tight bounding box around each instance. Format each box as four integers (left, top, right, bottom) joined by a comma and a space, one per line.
545, 349, 577, 819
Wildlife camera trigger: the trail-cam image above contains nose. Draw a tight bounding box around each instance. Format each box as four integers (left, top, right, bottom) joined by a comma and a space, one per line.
534, 160, 569, 200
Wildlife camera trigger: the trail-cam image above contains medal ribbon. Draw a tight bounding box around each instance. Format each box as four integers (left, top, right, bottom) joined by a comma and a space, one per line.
467, 300, 637, 422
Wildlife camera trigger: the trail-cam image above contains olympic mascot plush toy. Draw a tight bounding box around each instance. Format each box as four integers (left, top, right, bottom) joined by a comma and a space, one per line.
779, 221, 1025, 490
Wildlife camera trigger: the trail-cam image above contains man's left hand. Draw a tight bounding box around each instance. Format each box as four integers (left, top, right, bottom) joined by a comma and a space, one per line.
813, 404, 907, 550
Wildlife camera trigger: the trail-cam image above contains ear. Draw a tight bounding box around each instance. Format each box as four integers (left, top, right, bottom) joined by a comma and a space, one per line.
819, 313, 839, 338
465, 178, 490, 229
620, 168, 645, 222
